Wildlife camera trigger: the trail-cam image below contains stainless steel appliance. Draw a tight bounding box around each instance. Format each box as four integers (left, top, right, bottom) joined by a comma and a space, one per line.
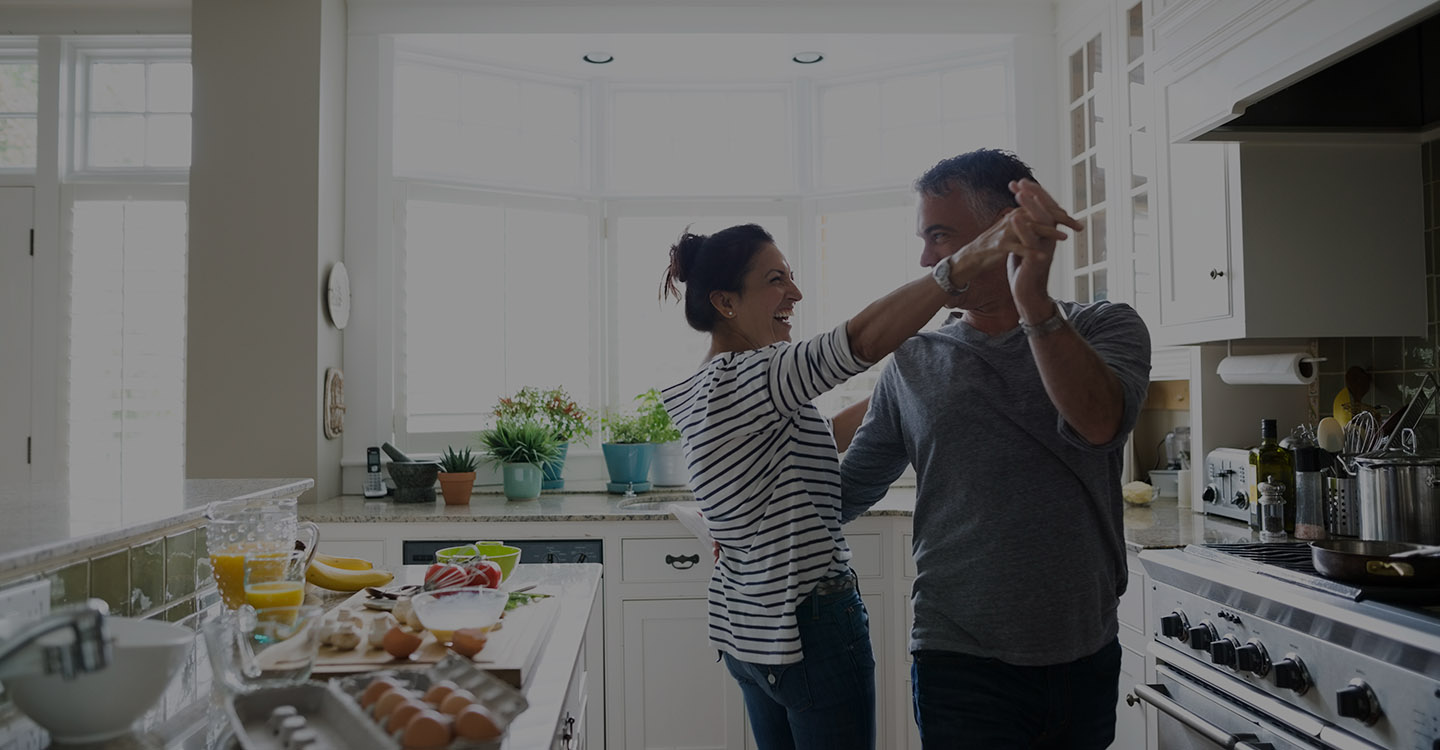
1202, 448, 1252, 523
1139, 544, 1440, 750
1352, 449, 1440, 545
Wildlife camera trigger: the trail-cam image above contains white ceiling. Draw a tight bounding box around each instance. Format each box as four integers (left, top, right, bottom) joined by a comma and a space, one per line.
398, 33, 1012, 82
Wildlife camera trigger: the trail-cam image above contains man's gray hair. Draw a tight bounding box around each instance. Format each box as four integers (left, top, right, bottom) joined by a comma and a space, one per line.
913, 149, 1038, 222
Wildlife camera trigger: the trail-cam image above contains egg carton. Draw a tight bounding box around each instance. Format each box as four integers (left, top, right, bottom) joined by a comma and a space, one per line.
227, 682, 394, 750
329, 653, 530, 750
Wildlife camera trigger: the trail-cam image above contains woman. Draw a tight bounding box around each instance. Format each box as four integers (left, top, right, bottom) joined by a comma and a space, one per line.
658, 179, 1078, 750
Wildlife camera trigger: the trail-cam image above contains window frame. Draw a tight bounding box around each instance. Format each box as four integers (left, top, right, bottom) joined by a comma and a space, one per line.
0, 41, 41, 174
66, 37, 192, 181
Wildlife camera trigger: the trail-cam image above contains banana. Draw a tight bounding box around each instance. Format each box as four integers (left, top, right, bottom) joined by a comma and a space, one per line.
306, 558, 394, 592
313, 553, 374, 570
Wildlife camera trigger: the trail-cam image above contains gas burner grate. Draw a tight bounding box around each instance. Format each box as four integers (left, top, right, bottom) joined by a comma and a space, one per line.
1190, 542, 1440, 605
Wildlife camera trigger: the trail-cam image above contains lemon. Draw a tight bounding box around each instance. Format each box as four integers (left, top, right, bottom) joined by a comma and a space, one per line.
1332, 387, 1354, 427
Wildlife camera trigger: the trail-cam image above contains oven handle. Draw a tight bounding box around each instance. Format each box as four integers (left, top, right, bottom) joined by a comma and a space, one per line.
1133, 684, 1274, 750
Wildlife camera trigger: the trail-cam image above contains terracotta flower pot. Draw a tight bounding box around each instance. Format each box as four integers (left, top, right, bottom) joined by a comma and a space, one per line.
438, 471, 476, 505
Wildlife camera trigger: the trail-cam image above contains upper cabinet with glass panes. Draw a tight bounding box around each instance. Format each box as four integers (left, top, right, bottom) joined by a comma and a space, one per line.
1062, 26, 1109, 306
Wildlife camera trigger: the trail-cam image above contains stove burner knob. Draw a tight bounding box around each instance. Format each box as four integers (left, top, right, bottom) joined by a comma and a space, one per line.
1187, 623, 1217, 652
1235, 641, 1270, 676
1160, 612, 1189, 642
1272, 655, 1311, 695
1208, 636, 1240, 667
1336, 680, 1381, 726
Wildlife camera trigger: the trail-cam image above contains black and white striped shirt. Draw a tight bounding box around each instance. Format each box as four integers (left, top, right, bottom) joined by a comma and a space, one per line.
661, 323, 872, 665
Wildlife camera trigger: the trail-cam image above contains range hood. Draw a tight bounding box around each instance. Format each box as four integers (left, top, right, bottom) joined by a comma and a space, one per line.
1199, 11, 1440, 138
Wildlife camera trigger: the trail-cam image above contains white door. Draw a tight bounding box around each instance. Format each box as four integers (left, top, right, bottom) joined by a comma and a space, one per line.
0, 188, 33, 482
621, 597, 746, 750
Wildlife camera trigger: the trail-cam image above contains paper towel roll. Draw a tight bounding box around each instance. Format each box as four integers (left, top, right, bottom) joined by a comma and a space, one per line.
1216, 353, 1318, 385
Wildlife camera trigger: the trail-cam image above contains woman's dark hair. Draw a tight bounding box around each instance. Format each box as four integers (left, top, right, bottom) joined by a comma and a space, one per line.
660, 223, 775, 332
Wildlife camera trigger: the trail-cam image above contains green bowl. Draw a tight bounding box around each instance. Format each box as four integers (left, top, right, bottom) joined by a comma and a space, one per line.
472, 541, 522, 583
434, 544, 478, 564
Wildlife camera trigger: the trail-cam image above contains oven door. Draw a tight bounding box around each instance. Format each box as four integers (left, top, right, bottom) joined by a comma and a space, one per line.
1136, 662, 1379, 750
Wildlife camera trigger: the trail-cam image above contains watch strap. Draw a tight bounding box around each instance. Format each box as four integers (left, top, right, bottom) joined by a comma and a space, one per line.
1021, 301, 1069, 338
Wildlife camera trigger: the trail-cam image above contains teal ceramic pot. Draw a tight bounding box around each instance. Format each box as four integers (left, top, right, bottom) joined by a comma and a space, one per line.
602, 443, 654, 485
541, 442, 569, 490
502, 462, 543, 500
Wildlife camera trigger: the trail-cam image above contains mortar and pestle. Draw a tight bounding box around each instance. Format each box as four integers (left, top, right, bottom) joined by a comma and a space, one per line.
382, 442, 441, 504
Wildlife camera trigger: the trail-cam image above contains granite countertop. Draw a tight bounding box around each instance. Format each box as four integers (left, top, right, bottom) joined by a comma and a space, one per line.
0, 478, 315, 576
305, 485, 1253, 551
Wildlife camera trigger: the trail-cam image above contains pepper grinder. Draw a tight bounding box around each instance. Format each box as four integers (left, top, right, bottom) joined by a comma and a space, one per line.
1258, 474, 1288, 542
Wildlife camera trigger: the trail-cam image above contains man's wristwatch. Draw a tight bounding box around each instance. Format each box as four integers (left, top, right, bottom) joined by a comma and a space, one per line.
1020, 300, 1070, 338
932, 255, 968, 296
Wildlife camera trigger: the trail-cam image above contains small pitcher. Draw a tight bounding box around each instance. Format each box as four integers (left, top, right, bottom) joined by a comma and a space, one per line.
205, 497, 319, 609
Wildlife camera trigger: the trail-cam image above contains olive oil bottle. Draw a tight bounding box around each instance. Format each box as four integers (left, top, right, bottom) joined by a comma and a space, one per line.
1246, 419, 1295, 532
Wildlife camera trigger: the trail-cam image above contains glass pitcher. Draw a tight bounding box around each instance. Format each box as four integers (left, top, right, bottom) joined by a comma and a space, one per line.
205, 497, 320, 609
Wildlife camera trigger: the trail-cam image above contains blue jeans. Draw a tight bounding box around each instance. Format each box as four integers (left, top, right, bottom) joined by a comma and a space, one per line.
722, 585, 876, 750
912, 638, 1121, 750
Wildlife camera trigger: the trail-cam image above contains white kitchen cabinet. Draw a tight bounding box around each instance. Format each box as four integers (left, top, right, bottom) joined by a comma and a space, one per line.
1148, 138, 1426, 345
1111, 548, 1151, 750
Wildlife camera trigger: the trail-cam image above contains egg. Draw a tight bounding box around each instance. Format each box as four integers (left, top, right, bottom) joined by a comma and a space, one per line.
386, 696, 430, 734
374, 688, 415, 720
400, 709, 453, 749
453, 703, 504, 741
360, 676, 404, 708
449, 627, 488, 658
382, 626, 424, 659
421, 680, 459, 706
437, 689, 477, 715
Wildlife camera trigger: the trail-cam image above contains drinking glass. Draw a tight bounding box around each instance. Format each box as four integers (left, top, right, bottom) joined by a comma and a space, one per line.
201, 604, 323, 693
243, 550, 308, 610
206, 496, 319, 609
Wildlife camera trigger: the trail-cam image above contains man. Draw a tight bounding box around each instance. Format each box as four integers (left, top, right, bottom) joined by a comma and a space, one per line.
839, 148, 1152, 749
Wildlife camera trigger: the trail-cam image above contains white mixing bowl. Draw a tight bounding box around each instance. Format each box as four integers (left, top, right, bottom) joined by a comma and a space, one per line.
2, 616, 194, 742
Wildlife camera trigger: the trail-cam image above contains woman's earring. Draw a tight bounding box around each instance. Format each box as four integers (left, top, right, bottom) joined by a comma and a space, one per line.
726, 311, 734, 317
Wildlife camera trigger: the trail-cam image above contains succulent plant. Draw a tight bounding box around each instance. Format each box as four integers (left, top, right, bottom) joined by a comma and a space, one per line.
437, 445, 480, 473
478, 419, 563, 466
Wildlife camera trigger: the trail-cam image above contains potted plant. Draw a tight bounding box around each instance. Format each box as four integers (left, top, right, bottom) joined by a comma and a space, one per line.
637, 389, 687, 487
494, 386, 595, 490
436, 446, 480, 505
600, 408, 656, 493
478, 419, 563, 501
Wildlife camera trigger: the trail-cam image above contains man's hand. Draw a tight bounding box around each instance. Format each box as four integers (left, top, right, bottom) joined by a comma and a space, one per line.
1004, 179, 1083, 320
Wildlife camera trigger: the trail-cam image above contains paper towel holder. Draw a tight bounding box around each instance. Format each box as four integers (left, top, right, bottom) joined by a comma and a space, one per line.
1214, 354, 1325, 385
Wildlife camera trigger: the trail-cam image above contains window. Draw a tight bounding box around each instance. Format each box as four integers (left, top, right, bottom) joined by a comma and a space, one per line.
393, 57, 584, 191
397, 187, 595, 448
65, 190, 188, 503
817, 62, 1009, 192
608, 87, 793, 196
74, 46, 192, 172
0, 49, 39, 170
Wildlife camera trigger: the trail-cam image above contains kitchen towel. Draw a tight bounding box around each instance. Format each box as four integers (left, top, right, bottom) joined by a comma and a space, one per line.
1216, 353, 1318, 386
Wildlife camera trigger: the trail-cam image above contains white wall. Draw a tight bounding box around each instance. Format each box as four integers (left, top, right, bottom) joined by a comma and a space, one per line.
187, 0, 346, 501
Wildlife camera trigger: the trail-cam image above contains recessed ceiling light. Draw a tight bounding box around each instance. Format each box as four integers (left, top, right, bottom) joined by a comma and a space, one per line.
792, 52, 824, 64
583, 52, 614, 64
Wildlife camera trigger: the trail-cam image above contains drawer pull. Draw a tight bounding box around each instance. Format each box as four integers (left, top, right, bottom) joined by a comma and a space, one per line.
666, 554, 700, 569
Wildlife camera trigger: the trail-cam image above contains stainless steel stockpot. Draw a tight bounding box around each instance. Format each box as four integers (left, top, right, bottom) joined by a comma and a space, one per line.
1353, 449, 1440, 544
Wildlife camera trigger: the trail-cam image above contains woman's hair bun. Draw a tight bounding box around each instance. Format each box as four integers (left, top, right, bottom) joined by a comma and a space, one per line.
670, 231, 707, 283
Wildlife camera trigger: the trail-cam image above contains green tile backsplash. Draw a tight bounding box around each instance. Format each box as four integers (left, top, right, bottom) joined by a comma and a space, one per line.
1316, 137, 1440, 448
46, 560, 89, 608
90, 549, 131, 617
130, 538, 165, 615
165, 529, 196, 603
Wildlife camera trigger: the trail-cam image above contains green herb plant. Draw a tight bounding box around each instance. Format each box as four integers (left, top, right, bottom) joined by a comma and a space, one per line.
492, 386, 595, 445
478, 419, 564, 466
601, 410, 652, 444
636, 388, 681, 444
438, 446, 480, 473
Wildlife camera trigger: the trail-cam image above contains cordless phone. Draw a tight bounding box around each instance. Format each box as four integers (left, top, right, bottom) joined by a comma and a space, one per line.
363, 446, 387, 498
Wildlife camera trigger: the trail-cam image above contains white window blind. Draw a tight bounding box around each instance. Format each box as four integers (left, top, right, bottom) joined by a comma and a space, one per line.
399, 190, 593, 444
66, 196, 188, 506
393, 59, 584, 191
0, 53, 39, 170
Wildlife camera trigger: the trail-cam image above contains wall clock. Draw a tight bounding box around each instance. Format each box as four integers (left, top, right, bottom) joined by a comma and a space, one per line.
326, 261, 351, 329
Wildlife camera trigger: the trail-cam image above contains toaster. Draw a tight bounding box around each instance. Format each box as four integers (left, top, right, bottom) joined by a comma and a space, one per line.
1202, 448, 1252, 522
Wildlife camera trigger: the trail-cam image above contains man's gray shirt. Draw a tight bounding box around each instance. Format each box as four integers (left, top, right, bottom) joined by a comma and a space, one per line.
840, 300, 1151, 666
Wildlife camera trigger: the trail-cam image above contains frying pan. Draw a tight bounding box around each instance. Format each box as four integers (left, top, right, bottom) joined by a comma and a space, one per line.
1310, 540, 1440, 586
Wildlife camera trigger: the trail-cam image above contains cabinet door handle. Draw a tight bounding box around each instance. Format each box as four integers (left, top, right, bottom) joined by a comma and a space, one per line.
1209, 268, 1225, 279
561, 713, 577, 749
666, 554, 700, 569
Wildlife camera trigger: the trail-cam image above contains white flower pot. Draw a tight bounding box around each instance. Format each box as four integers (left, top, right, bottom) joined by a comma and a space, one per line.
650, 440, 689, 488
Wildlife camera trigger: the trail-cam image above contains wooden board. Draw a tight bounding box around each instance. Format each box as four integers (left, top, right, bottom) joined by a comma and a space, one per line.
309, 588, 560, 690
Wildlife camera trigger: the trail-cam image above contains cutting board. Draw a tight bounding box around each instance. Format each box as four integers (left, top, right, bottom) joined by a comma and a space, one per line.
309, 588, 560, 690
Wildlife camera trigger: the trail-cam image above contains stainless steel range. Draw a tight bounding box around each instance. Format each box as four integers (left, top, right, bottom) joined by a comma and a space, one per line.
1139, 543, 1440, 750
